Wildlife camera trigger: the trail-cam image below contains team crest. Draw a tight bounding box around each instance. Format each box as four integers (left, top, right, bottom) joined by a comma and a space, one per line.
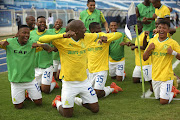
163, 44, 168, 49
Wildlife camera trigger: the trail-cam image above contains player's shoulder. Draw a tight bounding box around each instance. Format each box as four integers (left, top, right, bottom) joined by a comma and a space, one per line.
6, 37, 17, 43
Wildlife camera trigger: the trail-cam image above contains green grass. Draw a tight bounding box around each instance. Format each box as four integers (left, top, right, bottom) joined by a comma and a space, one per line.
0, 28, 180, 120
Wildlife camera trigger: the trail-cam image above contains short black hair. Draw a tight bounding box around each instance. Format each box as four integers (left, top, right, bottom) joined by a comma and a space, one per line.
37, 16, 45, 21
89, 22, 100, 30
87, 0, 95, 4
158, 20, 170, 27
67, 19, 75, 24
18, 25, 29, 30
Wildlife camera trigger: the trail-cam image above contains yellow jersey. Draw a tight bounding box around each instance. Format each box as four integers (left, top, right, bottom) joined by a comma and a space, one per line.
145, 37, 180, 81
39, 32, 121, 81
88, 32, 122, 73
155, 5, 170, 20
135, 32, 151, 66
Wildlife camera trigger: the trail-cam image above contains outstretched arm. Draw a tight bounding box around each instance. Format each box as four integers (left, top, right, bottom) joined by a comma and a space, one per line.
39, 31, 76, 43
32, 43, 56, 52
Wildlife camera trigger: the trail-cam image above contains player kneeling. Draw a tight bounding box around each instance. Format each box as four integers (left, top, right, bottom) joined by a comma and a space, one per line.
0, 25, 54, 109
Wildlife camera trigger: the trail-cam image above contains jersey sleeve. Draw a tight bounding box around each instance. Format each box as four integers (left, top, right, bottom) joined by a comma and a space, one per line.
100, 12, 106, 23
35, 41, 43, 52
39, 34, 64, 43
105, 32, 123, 43
123, 35, 131, 42
172, 40, 180, 53
164, 7, 170, 18
0, 39, 7, 50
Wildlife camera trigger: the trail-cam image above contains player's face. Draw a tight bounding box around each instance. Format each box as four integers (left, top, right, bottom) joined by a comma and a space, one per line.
158, 24, 169, 39
18, 27, 30, 45
87, 2, 95, 12
94, 25, 101, 33
150, 0, 158, 8
54, 19, 63, 30
37, 18, 46, 32
109, 22, 118, 32
27, 17, 35, 29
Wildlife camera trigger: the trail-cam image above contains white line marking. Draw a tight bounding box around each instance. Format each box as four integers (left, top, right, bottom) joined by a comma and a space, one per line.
0, 63, 7, 66
0, 57, 6, 60
143, 96, 180, 100
172, 60, 180, 70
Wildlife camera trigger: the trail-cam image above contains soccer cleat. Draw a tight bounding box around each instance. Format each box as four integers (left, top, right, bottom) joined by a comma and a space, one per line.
52, 95, 61, 107
52, 76, 59, 88
173, 92, 177, 98
172, 86, 180, 94
110, 82, 123, 92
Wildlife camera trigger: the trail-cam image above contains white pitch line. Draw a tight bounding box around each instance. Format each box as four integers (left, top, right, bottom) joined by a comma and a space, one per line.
172, 60, 180, 70
144, 96, 180, 100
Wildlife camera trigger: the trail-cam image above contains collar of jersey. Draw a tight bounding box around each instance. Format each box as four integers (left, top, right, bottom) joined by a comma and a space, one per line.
87, 9, 93, 15
36, 29, 46, 35
158, 37, 169, 42
158, 4, 163, 10
71, 37, 80, 42
55, 28, 62, 34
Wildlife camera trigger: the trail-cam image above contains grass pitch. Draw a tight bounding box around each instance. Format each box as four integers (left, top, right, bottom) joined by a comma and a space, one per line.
0, 28, 180, 120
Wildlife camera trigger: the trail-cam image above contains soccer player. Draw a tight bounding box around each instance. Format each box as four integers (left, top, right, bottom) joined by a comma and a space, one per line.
50, 19, 66, 80
26, 16, 36, 31
143, 20, 180, 104
86, 22, 123, 99
150, 0, 170, 22
38, 20, 122, 117
109, 21, 131, 81
136, 0, 155, 38
131, 21, 152, 89
30, 16, 58, 94
0, 25, 53, 109
80, 0, 109, 33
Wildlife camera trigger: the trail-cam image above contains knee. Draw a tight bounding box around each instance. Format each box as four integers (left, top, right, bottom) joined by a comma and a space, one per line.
160, 99, 169, 105
34, 98, 42, 106
116, 76, 123, 81
133, 78, 140, 83
91, 105, 99, 113
14, 103, 23, 109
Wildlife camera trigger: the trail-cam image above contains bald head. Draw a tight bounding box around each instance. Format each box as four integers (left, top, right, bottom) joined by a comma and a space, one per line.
67, 20, 84, 31
66, 20, 86, 39
26, 16, 35, 22
26, 16, 35, 30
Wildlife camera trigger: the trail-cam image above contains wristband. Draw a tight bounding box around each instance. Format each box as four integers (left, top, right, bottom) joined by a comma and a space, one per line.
172, 50, 177, 56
